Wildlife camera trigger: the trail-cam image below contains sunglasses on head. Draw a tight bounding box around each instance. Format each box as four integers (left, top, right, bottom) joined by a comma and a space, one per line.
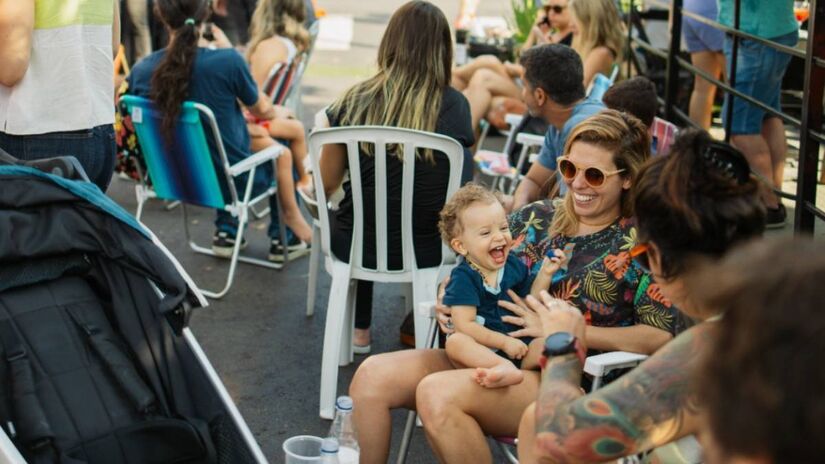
702, 141, 750, 185
544, 4, 567, 14
557, 156, 626, 188
629, 242, 651, 273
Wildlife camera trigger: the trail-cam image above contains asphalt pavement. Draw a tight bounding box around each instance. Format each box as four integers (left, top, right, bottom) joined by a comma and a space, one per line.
107, 1, 513, 463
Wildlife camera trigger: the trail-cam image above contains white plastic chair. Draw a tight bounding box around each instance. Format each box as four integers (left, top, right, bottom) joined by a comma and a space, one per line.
308, 126, 465, 419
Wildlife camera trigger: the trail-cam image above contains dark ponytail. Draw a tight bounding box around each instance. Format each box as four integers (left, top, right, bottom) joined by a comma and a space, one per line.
150, 0, 210, 140
633, 129, 766, 278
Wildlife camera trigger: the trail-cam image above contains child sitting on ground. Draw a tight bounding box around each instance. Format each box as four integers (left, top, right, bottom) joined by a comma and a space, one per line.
438, 184, 566, 388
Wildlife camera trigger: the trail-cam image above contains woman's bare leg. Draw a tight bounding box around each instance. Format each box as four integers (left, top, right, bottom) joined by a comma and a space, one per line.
349, 349, 453, 464
266, 118, 309, 182
517, 402, 538, 464
452, 55, 512, 90
248, 128, 313, 242
416, 368, 540, 463
688, 50, 725, 130
463, 68, 523, 131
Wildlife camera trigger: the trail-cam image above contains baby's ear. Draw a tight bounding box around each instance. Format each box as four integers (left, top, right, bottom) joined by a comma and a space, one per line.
450, 237, 467, 256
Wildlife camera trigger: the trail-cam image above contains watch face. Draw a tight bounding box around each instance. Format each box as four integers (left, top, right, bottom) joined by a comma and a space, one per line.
543, 332, 575, 356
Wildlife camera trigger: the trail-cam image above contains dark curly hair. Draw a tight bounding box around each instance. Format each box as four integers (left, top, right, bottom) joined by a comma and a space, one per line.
695, 238, 825, 463
438, 183, 503, 246
150, 0, 211, 141
602, 76, 658, 128
520, 44, 585, 106
632, 129, 765, 279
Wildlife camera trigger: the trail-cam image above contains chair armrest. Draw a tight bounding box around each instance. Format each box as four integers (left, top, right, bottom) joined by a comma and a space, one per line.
417, 301, 436, 319
583, 351, 648, 378
228, 144, 285, 177
504, 113, 523, 128
515, 133, 544, 147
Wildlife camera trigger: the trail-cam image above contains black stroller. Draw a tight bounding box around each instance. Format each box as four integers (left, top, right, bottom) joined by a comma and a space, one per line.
0, 150, 266, 463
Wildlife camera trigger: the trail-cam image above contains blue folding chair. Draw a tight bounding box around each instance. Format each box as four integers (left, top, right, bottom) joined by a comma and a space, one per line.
120, 95, 288, 299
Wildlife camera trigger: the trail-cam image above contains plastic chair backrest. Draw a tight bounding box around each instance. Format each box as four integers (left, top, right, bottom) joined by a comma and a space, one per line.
308, 126, 464, 278
120, 95, 234, 209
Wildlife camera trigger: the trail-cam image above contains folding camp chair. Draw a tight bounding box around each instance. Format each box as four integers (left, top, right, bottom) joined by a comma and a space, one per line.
120, 95, 288, 299
308, 126, 464, 419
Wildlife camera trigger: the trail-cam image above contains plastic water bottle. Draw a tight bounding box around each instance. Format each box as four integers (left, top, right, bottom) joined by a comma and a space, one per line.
328, 396, 360, 464
320, 438, 340, 464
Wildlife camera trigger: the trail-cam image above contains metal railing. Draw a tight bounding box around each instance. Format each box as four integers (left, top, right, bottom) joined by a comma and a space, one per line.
624, 0, 825, 233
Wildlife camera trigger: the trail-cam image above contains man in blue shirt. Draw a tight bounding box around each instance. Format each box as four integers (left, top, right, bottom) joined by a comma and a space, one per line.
511, 44, 604, 210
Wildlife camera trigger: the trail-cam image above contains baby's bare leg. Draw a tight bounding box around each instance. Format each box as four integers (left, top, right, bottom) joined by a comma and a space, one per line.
445, 333, 523, 388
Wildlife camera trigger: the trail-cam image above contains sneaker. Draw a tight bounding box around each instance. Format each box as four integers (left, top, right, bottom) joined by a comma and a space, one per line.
765, 204, 787, 229
268, 237, 310, 262
211, 231, 247, 257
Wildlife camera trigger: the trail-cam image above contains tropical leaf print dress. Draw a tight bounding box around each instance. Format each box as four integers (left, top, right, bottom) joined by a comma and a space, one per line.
509, 200, 682, 337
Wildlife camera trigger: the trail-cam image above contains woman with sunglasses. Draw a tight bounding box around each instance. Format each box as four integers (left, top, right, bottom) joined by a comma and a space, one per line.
349, 110, 680, 463
515, 128, 765, 462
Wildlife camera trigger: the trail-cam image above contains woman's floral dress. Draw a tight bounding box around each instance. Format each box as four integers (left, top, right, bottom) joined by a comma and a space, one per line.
509, 200, 683, 337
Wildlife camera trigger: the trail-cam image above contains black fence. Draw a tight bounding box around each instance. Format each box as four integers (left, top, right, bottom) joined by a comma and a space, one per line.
624, 0, 824, 233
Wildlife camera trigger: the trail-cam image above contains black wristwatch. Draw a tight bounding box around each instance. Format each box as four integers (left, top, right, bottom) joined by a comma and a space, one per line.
539, 331, 583, 369
542, 331, 577, 357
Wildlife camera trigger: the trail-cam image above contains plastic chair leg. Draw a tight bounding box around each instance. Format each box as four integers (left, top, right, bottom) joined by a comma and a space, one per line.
306, 222, 321, 317
319, 261, 353, 419
340, 280, 356, 366
411, 269, 439, 349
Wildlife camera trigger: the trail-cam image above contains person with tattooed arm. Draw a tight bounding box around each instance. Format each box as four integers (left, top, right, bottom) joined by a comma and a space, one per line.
515, 129, 766, 462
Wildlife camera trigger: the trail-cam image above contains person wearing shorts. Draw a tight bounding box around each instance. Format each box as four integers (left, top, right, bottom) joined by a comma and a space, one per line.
682, 0, 725, 130
718, 0, 798, 228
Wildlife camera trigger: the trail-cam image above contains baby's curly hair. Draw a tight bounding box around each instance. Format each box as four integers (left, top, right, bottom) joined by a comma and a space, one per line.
438, 183, 503, 246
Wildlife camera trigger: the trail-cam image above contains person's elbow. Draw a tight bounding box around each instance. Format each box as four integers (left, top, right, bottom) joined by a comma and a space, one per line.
0, 55, 30, 87
533, 433, 591, 464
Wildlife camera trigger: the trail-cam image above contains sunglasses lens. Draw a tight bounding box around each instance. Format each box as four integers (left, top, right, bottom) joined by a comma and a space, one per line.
584, 167, 606, 187
547, 5, 563, 13
559, 159, 577, 180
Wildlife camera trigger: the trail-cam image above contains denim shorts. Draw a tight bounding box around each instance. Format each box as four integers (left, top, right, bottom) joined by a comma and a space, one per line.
723, 31, 798, 135
0, 124, 116, 191
682, 0, 724, 52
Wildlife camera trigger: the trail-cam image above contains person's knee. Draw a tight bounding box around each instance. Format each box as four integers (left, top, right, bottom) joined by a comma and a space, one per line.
468, 68, 500, 89
415, 374, 455, 427
276, 146, 294, 168
350, 354, 396, 406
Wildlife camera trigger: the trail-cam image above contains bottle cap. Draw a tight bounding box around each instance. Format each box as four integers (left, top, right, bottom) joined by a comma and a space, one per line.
321, 437, 339, 453
335, 395, 353, 411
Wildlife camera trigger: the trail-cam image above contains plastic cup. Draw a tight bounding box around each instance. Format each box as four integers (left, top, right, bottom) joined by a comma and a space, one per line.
283, 435, 323, 464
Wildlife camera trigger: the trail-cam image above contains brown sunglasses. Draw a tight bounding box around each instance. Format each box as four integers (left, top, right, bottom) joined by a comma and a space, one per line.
557, 156, 626, 188
544, 4, 567, 14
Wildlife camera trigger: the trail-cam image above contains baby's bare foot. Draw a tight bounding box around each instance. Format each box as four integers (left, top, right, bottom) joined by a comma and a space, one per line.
473, 364, 524, 388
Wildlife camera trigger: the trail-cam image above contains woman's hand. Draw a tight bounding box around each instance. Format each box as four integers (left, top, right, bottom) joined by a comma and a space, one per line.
534, 291, 586, 342
499, 290, 544, 338
199, 23, 232, 49
435, 276, 454, 334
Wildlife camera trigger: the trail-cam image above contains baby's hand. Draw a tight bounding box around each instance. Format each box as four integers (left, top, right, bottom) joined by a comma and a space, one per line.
502, 338, 528, 360
540, 249, 567, 277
